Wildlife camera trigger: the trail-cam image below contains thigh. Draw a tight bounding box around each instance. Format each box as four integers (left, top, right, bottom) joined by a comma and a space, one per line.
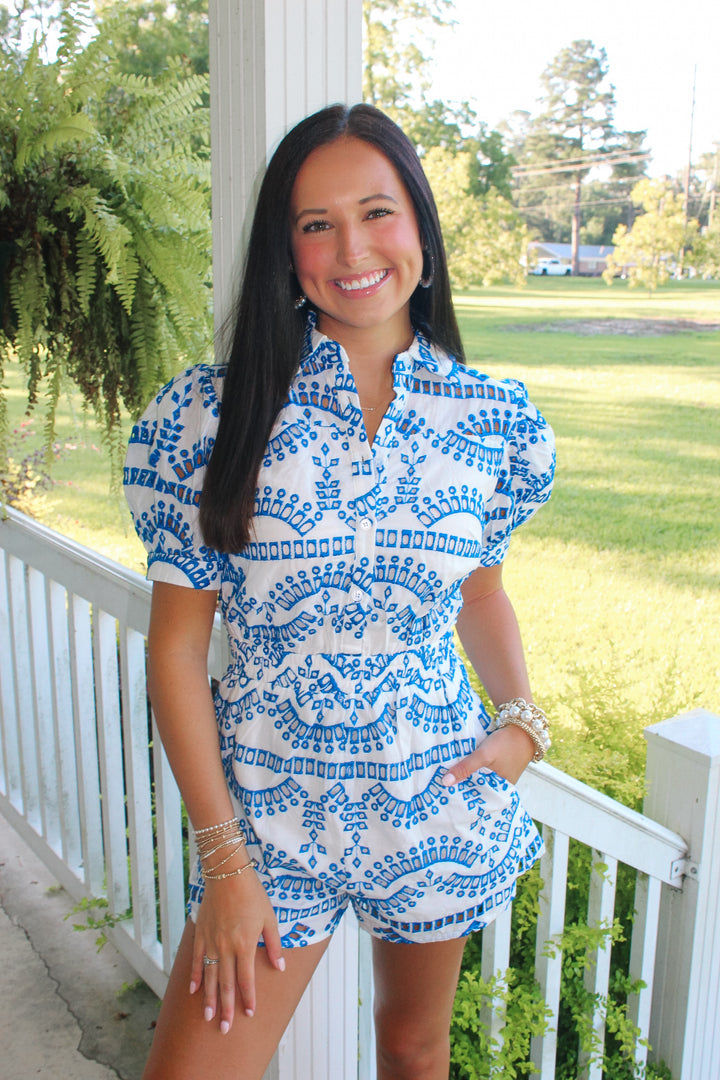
144, 920, 330, 1080
372, 935, 466, 1037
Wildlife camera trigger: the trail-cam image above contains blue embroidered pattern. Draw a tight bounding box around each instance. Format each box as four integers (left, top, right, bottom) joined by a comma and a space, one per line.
124, 315, 555, 945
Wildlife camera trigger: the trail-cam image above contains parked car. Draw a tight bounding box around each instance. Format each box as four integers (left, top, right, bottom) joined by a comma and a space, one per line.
530, 258, 572, 276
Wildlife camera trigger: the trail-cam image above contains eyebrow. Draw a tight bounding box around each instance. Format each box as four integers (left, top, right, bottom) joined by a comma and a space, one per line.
294, 192, 399, 224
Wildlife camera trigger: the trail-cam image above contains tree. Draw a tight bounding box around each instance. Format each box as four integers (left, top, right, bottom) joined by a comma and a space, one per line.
693, 221, 720, 279
603, 179, 697, 292
511, 41, 648, 270
422, 148, 527, 288
94, 0, 209, 80
363, 0, 454, 114
0, 2, 212, 466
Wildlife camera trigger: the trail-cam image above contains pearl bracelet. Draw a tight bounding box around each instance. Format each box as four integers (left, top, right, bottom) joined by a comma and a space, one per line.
492, 698, 551, 763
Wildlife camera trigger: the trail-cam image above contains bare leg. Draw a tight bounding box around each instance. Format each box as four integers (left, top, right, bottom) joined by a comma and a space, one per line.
143, 920, 330, 1080
372, 936, 467, 1080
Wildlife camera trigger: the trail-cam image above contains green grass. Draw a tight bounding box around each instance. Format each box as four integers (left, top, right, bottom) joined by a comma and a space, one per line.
4, 277, 719, 792
453, 279, 720, 770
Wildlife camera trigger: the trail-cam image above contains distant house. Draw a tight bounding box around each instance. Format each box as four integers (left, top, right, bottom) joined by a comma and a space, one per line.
528, 241, 614, 276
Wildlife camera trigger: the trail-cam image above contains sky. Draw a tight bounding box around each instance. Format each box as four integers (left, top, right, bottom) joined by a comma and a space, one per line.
429, 0, 720, 178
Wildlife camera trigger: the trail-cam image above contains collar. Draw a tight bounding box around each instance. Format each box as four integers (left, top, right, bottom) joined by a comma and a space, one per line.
298, 309, 456, 379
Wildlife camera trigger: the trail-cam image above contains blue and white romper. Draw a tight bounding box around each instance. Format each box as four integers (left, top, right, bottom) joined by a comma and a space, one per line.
124, 314, 555, 946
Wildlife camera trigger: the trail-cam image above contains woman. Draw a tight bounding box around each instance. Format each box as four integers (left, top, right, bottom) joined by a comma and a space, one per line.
125, 103, 555, 1080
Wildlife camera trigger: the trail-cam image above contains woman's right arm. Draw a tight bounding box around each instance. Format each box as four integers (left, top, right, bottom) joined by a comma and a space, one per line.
147, 581, 284, 1032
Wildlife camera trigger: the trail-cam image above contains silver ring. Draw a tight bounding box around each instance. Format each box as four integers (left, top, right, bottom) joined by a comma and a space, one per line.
203, 955, 220, 966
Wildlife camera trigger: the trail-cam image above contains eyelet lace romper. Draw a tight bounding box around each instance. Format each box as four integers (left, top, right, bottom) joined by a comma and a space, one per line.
124, 316, 555, 946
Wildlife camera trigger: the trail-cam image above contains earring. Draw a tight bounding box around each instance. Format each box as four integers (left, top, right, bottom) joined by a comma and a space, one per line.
294, 294, 307, 310
419, 250, 435, 289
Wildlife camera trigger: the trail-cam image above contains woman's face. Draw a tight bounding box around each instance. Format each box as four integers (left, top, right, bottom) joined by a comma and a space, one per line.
289, 136, 423, 349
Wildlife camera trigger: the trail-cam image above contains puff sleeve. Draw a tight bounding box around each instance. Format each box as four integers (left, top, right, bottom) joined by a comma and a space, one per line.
480, 380, 555, 566
123, 365, 225, 589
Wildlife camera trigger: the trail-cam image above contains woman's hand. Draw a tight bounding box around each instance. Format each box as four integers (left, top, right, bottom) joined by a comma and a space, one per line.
441, 722, 535, 788
190, 864, 285, 1033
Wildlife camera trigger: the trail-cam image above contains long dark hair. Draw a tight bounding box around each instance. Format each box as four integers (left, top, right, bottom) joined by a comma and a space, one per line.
200, 103, 464, 553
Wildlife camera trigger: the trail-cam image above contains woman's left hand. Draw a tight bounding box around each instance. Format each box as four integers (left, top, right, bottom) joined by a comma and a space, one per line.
441, 722, 535, 789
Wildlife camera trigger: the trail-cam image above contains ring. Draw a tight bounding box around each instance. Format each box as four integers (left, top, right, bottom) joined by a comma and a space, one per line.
203, 955, 220, 966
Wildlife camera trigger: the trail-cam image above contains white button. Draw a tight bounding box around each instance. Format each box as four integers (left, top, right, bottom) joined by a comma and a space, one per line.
359, 517, 373, 531
351, 588, 363, 602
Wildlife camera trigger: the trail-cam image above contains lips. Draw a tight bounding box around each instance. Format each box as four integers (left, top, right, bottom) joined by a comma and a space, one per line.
334, 269, 389, 291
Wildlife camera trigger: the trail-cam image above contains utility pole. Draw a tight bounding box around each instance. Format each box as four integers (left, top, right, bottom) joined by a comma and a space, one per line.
678, 65, 697, 277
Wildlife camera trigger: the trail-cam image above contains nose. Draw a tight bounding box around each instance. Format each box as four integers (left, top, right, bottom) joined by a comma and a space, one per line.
336, 221, 368, 267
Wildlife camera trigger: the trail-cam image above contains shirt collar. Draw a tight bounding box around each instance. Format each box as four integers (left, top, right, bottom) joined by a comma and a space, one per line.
298, 309, 455, 378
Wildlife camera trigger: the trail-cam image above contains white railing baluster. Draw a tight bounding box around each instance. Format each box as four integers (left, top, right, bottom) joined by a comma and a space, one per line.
94, 608, 131, 916
481, 904, 513, 1056
579, 851, 618, 1080
48, 579, 82, 874
68, 593, 105, 898
9, 554, 40, 828
153, 715, 185, 973
532, 826, 569, 1079
628, 871, 662, 1069
0, 549, 22, 805
120, 625, 157, 951
28, 566, 60, 850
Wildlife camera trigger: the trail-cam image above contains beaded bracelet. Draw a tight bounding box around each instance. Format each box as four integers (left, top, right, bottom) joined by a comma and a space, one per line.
194, 818, 250, 876
492, 698, 551, 763
204, 856, 259, 882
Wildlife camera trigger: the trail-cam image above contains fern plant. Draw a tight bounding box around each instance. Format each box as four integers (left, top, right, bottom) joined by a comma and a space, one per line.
0, 0, 212, 471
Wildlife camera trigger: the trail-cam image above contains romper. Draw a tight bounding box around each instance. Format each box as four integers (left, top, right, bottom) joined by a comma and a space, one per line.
124, 315, 555, 946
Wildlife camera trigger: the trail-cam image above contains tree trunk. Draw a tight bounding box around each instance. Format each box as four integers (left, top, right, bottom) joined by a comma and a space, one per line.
571, 172, 582, 275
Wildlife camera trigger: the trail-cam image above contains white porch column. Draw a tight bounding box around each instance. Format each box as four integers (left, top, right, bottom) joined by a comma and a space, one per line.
643, 710, 720, 1080
207, 8, 364, 1079
208, 0, 363, 331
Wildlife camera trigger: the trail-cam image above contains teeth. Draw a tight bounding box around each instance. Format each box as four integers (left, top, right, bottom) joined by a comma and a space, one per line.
336, 270, 387, 291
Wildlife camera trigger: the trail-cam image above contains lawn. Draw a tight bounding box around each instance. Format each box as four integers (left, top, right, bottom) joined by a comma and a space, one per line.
4, 276, 719, 798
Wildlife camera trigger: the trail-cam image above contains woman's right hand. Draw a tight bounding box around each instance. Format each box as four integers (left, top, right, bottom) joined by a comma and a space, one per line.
189, 863, 285, 1033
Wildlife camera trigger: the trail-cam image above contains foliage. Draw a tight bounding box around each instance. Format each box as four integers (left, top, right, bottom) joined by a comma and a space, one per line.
509, 41, 647, 251
362, 0, 455, 112
0, 0, 212, 471
693, 220, 720, 279
65, 894, 131, 951
94, 0, 209, 79
450, 965, 550, 1079
423, 148, 527, 287
603, 179, 697, 292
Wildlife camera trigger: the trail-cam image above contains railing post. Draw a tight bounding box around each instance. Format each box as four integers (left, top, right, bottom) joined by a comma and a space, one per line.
643, 709, 720, 1080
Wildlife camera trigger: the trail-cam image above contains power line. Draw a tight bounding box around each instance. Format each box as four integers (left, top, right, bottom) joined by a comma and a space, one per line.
511, 150, 650, 177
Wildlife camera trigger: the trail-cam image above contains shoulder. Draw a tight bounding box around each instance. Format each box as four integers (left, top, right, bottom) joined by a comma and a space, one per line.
131, 364, 226, 445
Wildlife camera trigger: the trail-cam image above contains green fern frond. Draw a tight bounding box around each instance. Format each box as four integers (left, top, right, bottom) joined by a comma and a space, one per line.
15, 113, 97, 171
75, 231, 98, 315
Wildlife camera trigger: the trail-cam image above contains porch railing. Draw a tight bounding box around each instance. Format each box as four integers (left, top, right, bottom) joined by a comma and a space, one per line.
1, 506, 718, 1080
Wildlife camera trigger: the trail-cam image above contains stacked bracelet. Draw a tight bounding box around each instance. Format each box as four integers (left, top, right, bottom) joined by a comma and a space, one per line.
492, 698, 551, 763
195, 817, 255, 880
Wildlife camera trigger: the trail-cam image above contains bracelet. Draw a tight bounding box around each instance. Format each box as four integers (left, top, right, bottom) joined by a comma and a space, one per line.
492, 698, 551, 763
204, 857, 259, 882
195, 816, 238, 837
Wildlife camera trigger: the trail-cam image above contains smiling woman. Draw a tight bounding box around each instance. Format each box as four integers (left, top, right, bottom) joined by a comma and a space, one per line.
124, 103, 555, 1080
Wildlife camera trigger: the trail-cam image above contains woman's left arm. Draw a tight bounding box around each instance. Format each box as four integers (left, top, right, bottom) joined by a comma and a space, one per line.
444, 563, 537, 787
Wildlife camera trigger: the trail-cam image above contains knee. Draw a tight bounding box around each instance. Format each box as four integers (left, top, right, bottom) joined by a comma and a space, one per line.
374, 1012, 450, 1080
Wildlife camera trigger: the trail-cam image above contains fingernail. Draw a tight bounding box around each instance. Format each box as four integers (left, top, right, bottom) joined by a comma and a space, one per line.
189, 980, 197, 994
204, 1006, 214, 1022
245, 1008, 255, 1018
220, 1020, 230, 1035
276, 957, 286, 972
441, 772, 456, 787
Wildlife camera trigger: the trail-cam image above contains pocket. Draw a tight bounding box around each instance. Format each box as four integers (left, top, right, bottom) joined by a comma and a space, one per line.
471, 766, 516, 812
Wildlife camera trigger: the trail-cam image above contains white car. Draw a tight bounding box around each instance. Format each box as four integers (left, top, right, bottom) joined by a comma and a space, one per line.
530, 258, 572, 276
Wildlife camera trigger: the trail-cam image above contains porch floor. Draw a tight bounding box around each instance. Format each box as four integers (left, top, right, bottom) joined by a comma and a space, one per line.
0, 814, 157, 1080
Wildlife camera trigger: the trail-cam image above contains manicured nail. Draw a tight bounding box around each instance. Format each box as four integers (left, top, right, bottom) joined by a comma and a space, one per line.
204, 1006, 214, 1022
189, 980, 197, 994
441, 772, 456, 787
276, 957, 286, 972
245, 1008, 255, 1018
220, 1020, 230, 1035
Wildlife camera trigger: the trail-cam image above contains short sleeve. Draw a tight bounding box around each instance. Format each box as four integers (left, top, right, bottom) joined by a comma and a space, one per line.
480, 380, 555, 566
123, 365, 224, 589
